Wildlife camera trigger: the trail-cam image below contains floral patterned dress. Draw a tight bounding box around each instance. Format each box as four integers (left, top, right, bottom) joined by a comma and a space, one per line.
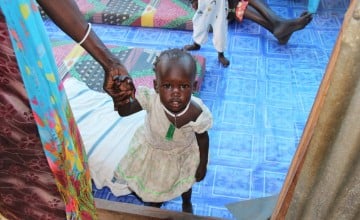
0, 0, 96, 219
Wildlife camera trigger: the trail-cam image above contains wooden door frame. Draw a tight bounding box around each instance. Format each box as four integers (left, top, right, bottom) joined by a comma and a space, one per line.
271, 0, 358, 218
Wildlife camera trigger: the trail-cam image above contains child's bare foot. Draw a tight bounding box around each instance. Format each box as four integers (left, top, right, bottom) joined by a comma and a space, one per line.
273, 12, 313, 44
145, 202, 163, 208
218, 53, 230, 67
182, 201, 193, 213
184, 43, 201, 51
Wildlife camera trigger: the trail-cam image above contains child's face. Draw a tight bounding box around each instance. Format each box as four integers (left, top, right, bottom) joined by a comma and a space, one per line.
155, 65, 195, 113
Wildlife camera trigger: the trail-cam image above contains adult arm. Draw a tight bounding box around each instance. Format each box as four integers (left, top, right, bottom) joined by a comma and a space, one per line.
195, 131, 209, 182
36, 0, 133, 107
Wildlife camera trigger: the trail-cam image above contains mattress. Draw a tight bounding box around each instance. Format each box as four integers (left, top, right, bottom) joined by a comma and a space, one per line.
41, 0, 195, 30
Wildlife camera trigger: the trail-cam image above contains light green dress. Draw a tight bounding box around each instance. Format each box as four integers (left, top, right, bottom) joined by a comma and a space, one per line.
114, 86, 213, 202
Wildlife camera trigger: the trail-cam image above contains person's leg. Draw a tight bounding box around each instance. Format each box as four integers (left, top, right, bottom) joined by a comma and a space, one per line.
244, 6, 273, 30
212, 0, 230, 67
181, 188, 193, 213
145, 202, 163, 208
246, 0, 282, 28
184, 42, 201, 51
218, 52, 230, 67
184, 0, 212, 51
244, 0, 313, 44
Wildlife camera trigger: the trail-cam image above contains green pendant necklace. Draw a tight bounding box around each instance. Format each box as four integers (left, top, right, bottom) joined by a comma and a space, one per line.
162, 101, 191, 141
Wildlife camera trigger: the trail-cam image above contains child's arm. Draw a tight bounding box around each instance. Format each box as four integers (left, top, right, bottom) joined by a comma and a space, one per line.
195, 131, 209, 182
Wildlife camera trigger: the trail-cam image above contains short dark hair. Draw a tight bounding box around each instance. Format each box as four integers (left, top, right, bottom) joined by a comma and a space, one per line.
153, 48, 197, 80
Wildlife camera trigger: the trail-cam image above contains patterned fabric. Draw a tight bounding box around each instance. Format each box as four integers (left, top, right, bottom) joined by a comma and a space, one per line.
0, 0, 96, 219
41, 0, 195, 30
67, 46, 206, 95
114, 87, 213, 202
0, 12, 66, 220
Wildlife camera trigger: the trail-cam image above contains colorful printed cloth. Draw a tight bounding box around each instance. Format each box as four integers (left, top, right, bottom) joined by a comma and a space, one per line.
0, 0, 96, 219
66, 45, 205, 95
40, 0, 195, 30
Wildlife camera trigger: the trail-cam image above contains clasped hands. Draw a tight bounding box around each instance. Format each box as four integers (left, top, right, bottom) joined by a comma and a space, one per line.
103, 62, 135, 110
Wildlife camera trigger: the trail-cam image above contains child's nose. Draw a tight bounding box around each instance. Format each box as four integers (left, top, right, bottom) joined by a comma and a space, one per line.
172, 87, 181, 96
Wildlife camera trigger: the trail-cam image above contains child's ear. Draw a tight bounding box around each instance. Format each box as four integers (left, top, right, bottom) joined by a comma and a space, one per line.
153, 79, 159, 93
192, 80, 198, 91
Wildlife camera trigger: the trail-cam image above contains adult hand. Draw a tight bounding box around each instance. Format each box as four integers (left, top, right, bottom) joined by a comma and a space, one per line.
103, 62, 135, 110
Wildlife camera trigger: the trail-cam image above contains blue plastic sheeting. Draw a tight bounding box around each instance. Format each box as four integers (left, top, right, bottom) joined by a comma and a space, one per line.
45, 0, 349, 218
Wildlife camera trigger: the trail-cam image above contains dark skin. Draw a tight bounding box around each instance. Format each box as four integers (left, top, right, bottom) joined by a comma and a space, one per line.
117, 55, 209, 213
37, 0, 134, 107
190, 0, 313, 45
236, 0, 313, 44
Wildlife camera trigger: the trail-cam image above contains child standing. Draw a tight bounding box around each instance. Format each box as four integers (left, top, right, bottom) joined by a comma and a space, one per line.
113, 48, 213, 213
184, 0, 230, 67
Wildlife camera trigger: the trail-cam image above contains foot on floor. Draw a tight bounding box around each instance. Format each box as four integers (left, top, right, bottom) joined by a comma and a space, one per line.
145, 202, 163, 208
218, 53, 230, 67
183, 43, 201, 51
182, 201, 194, 214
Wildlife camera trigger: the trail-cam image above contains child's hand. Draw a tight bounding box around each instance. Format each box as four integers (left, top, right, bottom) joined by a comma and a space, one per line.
114, 75, 136, 105
103, 63, 134, 109
195, 161, 207, 182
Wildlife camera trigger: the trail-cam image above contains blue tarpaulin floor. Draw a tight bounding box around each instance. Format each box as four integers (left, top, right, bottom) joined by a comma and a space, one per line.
45, 0, 349, 218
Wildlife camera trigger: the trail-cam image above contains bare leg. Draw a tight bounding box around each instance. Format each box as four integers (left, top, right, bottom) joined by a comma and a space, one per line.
244, 0, 313, 44
218, 52, 230, 67
184, 42, 201, 51
145, 202, 163, 208
181, 188, 193, 213
244, 6, 273, 30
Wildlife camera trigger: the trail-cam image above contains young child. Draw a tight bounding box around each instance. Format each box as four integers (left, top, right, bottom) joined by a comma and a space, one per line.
184, 0, 230, 67
113, 48, 213, 213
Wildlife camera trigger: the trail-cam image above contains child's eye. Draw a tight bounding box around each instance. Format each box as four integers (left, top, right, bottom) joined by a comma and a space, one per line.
180, 84, 190, 89
162, 84, 171, 89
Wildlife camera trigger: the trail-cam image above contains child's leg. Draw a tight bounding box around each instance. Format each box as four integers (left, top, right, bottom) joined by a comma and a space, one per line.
212, 0, 230, 67
184, 42, 201, 51
184, 0, 214, 51
218, 52, 230, 67
181, 188, 193, 213
145, 202, 163, 208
